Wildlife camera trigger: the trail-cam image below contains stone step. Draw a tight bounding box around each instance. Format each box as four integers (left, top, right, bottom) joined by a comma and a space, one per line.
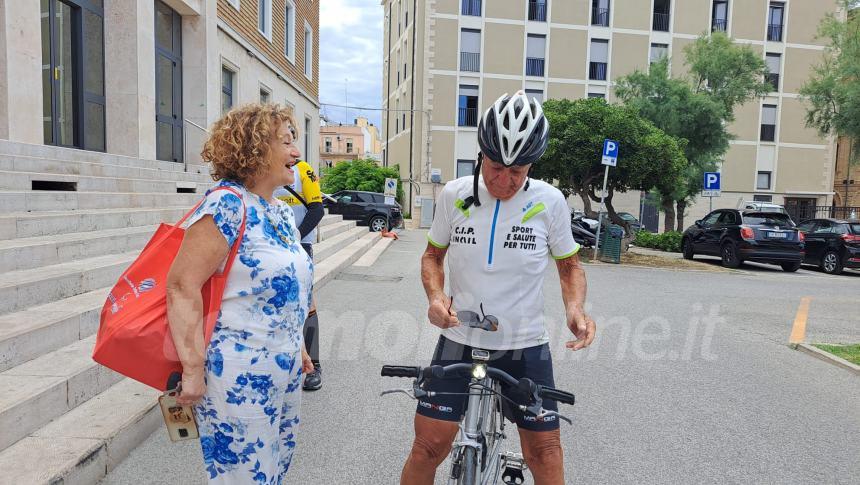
0, 206, 188, 240
0, 289, 106, 373
0, 378, 161, 484
0, 170, 205, 194
314, 232, 379, 288
317, 213, 343, 228
0, 190, 201, 212
0, 251, 135, 316
318, 219, 357, 241
0, 335, 122, 453
0, 226, 156, 273
312, 225, 368, 263
0, 153, 213, 184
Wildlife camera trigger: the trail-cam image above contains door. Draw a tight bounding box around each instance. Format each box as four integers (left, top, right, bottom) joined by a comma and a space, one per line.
785, 197, 817, 222
349, 192, 374, 221
806, 220, 834, 264
40, 0, 106, 151
155, 0, 183, 162
707, 210, 739, 253
693, 211, 722, 254
796, 220, 819, 263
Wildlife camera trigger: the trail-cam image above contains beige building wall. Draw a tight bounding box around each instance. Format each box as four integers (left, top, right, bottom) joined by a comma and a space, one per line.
610, 33, 649, 79
552, 0, 590, 26
548, 29, 588, 79
485, 0, 525, 21
673, 0, 710, 36
731, 2, 768, 41
613, 0, 650, 31
483, 24, 525, 76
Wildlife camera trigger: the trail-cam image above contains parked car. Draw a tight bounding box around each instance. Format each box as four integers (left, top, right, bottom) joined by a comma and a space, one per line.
738, 201, 788, 215
323, 190, 402, 232
616, 212, 643, 233
681, 209, 805, 271
796, 218, 860, 275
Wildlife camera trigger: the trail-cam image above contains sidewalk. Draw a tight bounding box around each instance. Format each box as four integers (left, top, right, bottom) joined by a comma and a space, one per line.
628, 245, 684, 259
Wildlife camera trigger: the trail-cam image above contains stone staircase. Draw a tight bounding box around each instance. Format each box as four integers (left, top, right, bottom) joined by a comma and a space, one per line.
0, 141, 379, 484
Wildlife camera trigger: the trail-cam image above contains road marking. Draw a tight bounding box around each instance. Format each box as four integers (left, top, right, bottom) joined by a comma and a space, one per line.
789, 297, 812, 345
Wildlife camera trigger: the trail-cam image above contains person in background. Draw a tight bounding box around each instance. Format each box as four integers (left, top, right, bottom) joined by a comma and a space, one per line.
275, 159, 325, 390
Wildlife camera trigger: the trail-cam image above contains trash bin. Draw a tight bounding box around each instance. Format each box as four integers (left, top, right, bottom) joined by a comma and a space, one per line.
598, 224, 624, 264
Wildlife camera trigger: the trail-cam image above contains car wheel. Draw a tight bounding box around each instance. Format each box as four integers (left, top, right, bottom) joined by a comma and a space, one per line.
821, 250, 844, 275
780, 262, 802, 272
721, 242, 742, 268
682, 238, 694, 260
368, 215, 388, 232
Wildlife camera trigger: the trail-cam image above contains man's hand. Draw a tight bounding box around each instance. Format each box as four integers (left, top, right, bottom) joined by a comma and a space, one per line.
428, 295, 459, 329
566, 306, 596, 351
301, 346, 315, 374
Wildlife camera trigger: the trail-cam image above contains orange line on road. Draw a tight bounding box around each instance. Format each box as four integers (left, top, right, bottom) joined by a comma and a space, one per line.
789, 297, 812, 344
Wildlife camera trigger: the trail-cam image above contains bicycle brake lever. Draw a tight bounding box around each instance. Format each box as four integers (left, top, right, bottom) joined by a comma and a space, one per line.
380, 388, 415, 398
537, 410, 572, 426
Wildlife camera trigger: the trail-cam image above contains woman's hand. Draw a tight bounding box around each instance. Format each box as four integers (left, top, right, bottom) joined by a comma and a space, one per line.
301, 347, 315, 374
176, 368, 206, 406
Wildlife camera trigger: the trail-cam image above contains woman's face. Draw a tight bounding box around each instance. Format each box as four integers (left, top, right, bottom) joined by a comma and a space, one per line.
264, 121, 301, 187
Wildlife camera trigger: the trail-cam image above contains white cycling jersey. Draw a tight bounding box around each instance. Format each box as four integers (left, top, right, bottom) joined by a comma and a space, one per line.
427, 175, 580, 350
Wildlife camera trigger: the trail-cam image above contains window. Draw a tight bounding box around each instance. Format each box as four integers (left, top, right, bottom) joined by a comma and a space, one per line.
304, 116, 311, 163
325, 137, 332, 153
757, 171, 772, 190
768, 2, 784, 42
227, 0, 240, 10
395, 99, 400, 133
765, 53, 781, 91
588, 92, 606, 99
462, 0, 482, 16
221, 67, 234, 115
650, 43, 668, 64
284, 0, 296, 61
589, 39, 609, 81
258, 0, 272, 40
813, 221, 834, 234
653, 0, 670, 31
304, 23, 313, 79
796, 221, 816, 232
712, 1, 728, 32
260, 87, 271, 104
591, 0, 609, 27
458, 85, 479, 127
528, 0, 547, 22
457, 159, 475, 178
526, 34, 546, 77
718, 211, 738, 225
460, 29, 481, 72
346, 138, 354, 153
753, 194, 773, 202
525, 89, 544, 103
760, 104, 777, 141
701, 211, 722, 226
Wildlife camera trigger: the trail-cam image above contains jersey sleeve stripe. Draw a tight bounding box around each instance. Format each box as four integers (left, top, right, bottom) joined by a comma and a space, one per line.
551, 245, 580, 260
427, 234, 449, 249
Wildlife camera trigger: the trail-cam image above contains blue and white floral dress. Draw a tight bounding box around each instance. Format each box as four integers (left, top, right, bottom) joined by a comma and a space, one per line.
186, 180, 313, 484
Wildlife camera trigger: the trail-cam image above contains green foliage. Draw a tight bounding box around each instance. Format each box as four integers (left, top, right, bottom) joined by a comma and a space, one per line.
320, 159, 404, 202
634, 230, 683, 252
533, 98, 688, 211
800, 0, 860, 164
684, 32, 771, 119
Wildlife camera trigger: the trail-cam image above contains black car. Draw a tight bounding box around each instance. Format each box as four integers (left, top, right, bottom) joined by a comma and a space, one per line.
324, 190, 402, 232
796, 218, 860, 275
616, 212, 643, 233
681, 209, 804, 271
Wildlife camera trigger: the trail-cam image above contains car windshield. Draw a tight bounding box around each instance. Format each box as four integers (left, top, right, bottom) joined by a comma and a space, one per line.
618, 213, 635, 221
850, 224, 860, 235
743, 213, 794, 228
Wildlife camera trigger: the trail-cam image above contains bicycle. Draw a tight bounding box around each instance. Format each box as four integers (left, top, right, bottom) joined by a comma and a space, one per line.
381, 348, 576, 485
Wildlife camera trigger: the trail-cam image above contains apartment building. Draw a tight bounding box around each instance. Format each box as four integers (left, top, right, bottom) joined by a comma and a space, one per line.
320, 116, 382, 170
381, 0, 842, 225
0, 0, 319, 169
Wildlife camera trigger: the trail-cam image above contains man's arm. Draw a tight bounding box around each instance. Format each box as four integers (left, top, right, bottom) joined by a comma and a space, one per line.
421, 243, 458, 329
297, 202, 324, 238
556, 254, 596, 350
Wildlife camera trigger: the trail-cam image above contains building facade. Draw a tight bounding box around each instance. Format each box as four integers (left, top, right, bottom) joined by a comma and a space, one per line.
0, 0, 319, 170
381, 0, 842, 225
833, 137, 859, 211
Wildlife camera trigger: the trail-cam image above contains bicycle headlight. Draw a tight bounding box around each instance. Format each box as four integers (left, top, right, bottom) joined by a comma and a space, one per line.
472, 364, 487, 379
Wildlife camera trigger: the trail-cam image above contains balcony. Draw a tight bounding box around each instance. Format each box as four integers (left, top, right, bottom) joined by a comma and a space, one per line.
589, 62, 607, 81
712, 18, 727, 32
652, 12, 670, 31
526, 57, 545, 77
591, 7, 609, 27
767, 23, 783, 42
458, 107, 478, 127
460, 51, 480, 72
766, 73, 780, 91
528, 1, 547, 22
461, 0, 481, 16
760, 124, 776, 142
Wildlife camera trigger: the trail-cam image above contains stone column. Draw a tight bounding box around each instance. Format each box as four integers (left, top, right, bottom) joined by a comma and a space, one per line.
178, 0, 218, 166
0, 0, 44, 144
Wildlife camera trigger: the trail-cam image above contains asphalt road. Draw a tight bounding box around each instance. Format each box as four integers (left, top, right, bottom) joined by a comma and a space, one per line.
103, 229, 860, 485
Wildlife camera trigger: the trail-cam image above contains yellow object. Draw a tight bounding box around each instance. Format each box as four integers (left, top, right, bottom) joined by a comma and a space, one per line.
277, 160, 322, 206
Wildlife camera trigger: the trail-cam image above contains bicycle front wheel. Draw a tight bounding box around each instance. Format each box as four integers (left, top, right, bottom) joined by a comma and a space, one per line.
459, 446, 478, 485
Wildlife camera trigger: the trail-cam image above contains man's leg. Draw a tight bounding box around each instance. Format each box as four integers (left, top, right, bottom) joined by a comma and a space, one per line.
518, 428, 564, 485
302, 243, 322, 390
400, 414, 459, 485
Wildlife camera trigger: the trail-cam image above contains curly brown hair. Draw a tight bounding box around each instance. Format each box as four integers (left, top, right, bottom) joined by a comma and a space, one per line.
202, 103, 298, 185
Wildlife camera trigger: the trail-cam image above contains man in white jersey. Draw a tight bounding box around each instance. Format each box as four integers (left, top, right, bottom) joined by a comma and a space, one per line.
400, 91, 596, 485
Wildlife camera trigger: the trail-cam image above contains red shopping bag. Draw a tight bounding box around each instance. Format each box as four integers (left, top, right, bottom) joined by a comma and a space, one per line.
92, 187, 246, 391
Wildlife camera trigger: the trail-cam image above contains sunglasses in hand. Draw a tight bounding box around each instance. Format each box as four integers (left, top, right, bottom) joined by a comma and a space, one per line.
451, 298, 499, 332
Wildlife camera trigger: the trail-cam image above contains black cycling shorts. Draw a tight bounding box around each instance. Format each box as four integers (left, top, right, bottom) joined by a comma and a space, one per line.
301, 243, 313, 258
415, 335, 560, 432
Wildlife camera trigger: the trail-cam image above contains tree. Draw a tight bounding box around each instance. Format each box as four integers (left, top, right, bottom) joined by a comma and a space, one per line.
533, 98, 688, 231
320, 159, 404, 203
616, 59, 730, 231
801, 0, 860, 206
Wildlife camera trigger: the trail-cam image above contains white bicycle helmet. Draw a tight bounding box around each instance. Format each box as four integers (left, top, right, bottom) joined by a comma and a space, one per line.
478, 91, 549, 167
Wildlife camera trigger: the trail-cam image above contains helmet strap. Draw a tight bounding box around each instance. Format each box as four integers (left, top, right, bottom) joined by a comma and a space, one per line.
524, 165, 533, 192
462, 153, 483, 210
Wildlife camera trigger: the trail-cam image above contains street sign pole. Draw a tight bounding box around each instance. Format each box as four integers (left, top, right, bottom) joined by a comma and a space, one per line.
593, 164, 610, 260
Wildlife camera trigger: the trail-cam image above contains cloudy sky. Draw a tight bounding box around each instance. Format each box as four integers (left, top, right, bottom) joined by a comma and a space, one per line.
319, 0, 384, 127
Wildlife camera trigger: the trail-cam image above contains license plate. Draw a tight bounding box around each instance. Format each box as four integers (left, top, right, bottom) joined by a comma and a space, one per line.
768, 232, 788, 239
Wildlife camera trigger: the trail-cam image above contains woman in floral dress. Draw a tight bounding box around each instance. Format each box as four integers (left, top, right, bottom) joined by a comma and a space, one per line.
167, 103, 314, 484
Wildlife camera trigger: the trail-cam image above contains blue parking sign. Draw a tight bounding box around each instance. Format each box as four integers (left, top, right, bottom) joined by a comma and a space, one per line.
703, 172, 721, 197
602, 139, 619, 167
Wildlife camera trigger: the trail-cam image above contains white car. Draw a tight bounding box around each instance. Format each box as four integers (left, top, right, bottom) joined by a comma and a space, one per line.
738, 201, 788, 215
